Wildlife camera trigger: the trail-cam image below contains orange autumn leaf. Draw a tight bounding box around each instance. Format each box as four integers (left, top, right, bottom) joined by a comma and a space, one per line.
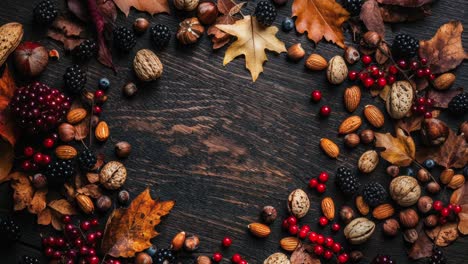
0, 66, 17, 183
292, 0, 350, 48
375, 128, 416, 166
113, 0, 169, 16
28, 188, 48, 214
101, 188, 175, 258
10, 172, 34, 211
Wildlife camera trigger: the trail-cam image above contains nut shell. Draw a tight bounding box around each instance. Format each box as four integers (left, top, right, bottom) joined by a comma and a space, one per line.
58, 123, 75, 142
364, 105, 384, 128
344, 46, 360, 64
264, 253, 290, 264
399, 209, 419, 228
287, 43, 305, 61
99, 161, 127, 190
287, 189, 310, 218
358, 150, 379, 173
279, 237, 299, 252
76, 194, 94, 214
55, 145, 77, 160
197, 2, 218, 25
321, 197, 335, 220
320, 138, 339, 158
134, 49, 163, 81
372, 203, 394, 220
67, 108, 87, 124
344, 133, 360, 148
448, 174, 465, 189
177, 17, 205, 45
390, 176, 421, 207
434, 73, 455, 90
174, 0, 199, 11
326, 55, 348, 85
343, 86, 361, 112
382, 218, 400, 236
0, 22, 23, 66
421, 118, 449, 146
355, 196, 369, 215
338, 115, 362, 134
440, 169, 455, 185
386, 81, 413, 119
344, 217, 375, 244
305, 53, 327, 70
95, 121, 110, 142
248, 223, 271, 238
171, 231, 186, 251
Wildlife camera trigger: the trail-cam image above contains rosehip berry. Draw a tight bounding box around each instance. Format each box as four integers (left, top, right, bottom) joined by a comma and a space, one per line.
52, 251, 62, 259
424, 112, 432, 119
80, 221, 91, 231
21, 160, 32, 171
287, 216, 297, 226
363, 77, 375, 88
417, 97, 426, 105
298, 229, 308, 239
74, 238, 83, 247
323, 250, 333, 259
319, 105, 331, 117
282, 219, 289, 229
332, 242, 342, 253
24, 146, 34, 157
95, 231, 103, 238
388, 65, 398, 75
308, 232, 318, 242
454, 205, 462, 214
43, 138, 54, 148
232, 254, 242, 263
377, 77, 387, 87
56, 237, 65, 247
93, 106, 102, 115
300, 224, 311, 232
397, 59, 407, 69
387, 75, 396, 84
316, 234, 325, 245
288, 224, 299, 235
313, 245, 324, 256
338, 253, 349, 263
80, 246, 89, 255
358, 71, 368, 81
94, 90, 105, 99
417, 105, 426, 113
33, 153, 43, 164
222, 237, 232, 247
309, 178, 318, 188
324, 237, 334, 247
448, 204, 454, 211
361, 55, 372, 65
87, 233, 96, 244
319, 216, 328, 226
311, 90, 322, 102
348, 70, 358, 81
331, 223, 340, 231
416, 69, 425, 78
239, 260, 247, 264
433, 200, 443, 211
88, 248, 97, 256
65, 223, 74, 232
41, 154, 51, 165
410, 61, 419, 70
46, 236, 56, 246
213, 252, 223, 262
424, 68, 431, 76
316, 183, 326, 193
441, 208, 450, 217
318, 172, 329, 183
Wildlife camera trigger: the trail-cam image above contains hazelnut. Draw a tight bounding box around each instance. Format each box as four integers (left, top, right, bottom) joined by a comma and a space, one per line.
32, 173, 47, 189
362, 31, 381, 48
184, 234, 200, 251
399, 209, 419, 228
350, 251, 364, 263
115, 141, 132, 158
197, 2, 218, 25
344, 46, 360, 64
359, 129, 375, 144
197, 256, 212, 264
417, 168, 430, 182
91, 115, 100, 128
287, 43, 305, 61
133, 18, 150, 34
339, 206, 355, 224
426, 181, 441, 194
424, 214, 438, 228
382, 219, 400, 237
135, 252, 153, 264
174, 0, 199, 11
403, 229, 418, 243
96, 195, 112, 212
261, 205, 277, 224
123, 82, 138, 97
118, 189, 130, 205
344, 133, 360, 148
177, 17, 205, 45
459, 121, 468, 141
421, 118, 449, 146
417, 196, 433, 214
58, 123, 75, 142
386, 165, 399, 177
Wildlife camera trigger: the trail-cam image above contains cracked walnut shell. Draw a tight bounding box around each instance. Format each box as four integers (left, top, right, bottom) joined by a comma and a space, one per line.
99, 161, 127, 190
390, 176, 421, 207
177, 17, 205, 45
134, 49, 163, 81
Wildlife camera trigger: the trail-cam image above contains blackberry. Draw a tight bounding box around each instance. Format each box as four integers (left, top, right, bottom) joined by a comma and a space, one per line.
113, 26, 137, 52
150, 24, 171, 49
9, 82, 71, 134
73, 39, 97, 61
342, 0, 363, 16
77, 149, 97, 171
448, 92, 468, 115
63, 64, 87, 95
0, 217, 21, 243
254, 1, 277, 27
335, 166, 360, 195
371, 255, 395, 264
33, 0, 58, 24
362, 182, 387, 207
21, 256, 40, 264
392, 33, 419, 59
428, 247, 446, 264
44, 158, 74, 185
153, 249, 175, 264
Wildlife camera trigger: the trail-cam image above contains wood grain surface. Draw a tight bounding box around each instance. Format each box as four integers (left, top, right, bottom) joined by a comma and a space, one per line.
0, 0, 467, 263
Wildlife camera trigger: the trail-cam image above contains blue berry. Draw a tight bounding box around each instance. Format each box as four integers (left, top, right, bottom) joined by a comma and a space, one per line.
146, 245, 157, 256
405, 167, 414, 176
423, 159, 435, 169
282, 17, 294, 32
463, 166, 468, 177
98, 78, 110, 90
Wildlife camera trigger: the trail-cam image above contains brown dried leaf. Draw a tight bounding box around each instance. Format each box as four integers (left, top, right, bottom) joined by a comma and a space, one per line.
28, 189, 48, 215
74, 115, 90, 140
375, 42, 390, 64
10, 172, 34, 211
49, 199, 78, 216
419, 21, 468, 74
113, 0, 169, 16
92, 153, 105, 170
360, 0, 385, 37
291, 243, 320, 264
51, 210, 63, 231
0, 66, 17, 183
376, 0, 433, 7
64, 183, 76, 202
396, 110, 439, 133
77, 184, 102, 199
408, 224, 433, 260
379, 84, 391, 100
451, 181, 468, 234
47, 16, 86, 50
208, 0, 244, 49
375, 128, 416, 166
38, 208, 52, 226
102, 188, 175, 258
426, 223, 459, 247
86, 173, 100, 183
427, 88, 463, 109
380, 5, 429, 23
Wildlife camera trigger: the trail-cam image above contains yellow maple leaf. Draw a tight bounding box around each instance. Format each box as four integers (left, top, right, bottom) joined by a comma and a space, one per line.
292, 0, 350, 48
375, 128, 416, 166
216, 15, 286, 82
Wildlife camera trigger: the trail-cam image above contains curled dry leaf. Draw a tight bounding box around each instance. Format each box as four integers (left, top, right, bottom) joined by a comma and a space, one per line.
28, 189, 48, 214
419, 21, 468, 74
290, 243, 320, 264
86, 173, 100, 183
427, 88, 463, 109
376, 0, 433, 7
38, 208, 52, 226
77, 184, 102, 199
425, 223, 459, 247
0, 66, 16, 183
375, 128, 416, 166
113, 0, 169, 16
380, 5, 429, 23
408, 224, 433, 260
48, 199, 78, 216
375, 42, 390, 64
102, 188, 175, 258
396, 110, 440, 133
292, 0, 350, 48
10, 172, 34, 211
360, 0, 385, 37
451, 181, 468, 234
47, 15, 86, 50
208, 0, 244, 49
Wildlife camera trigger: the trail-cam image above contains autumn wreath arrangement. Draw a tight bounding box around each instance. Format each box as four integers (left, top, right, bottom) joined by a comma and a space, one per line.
0, 0, 467, 263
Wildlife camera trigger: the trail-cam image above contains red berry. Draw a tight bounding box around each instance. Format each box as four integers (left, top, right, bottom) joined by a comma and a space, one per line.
319, 105, 331, 117
46, 236, 56, 246
308, 232, 318, 242
91, 218, 99, 226
316, 183, 326, 193
24, 147, 34, 157
323, 250, 333, 259
93, 106, 102, 115
33, 153, 43, 164
74, 238, 83, 247
30, 162, 38, 171
332, 242, 342, 253
52, 251, 62, 259
433, 200, 443, 211
424, 68, 431, 76
313, 245, 324, 256
358, 71, 368, 81
213, 252, 223, 262
80, 221, 91, 231
319, 216, 328, 226
426, 98, 434, 106
95, 231, 103, 238
348, 70, 358, 81
410, 61, 419, 70
416, 69, 425, 78
324, 237, 334, 247
397, 59, 407, 69
311, 90, 322, 102
318, 172, 329, 183
88, 248, 97, 256
21, 160, 32, 171
94, 90, 105, 99
331, 223, 340, 231
287, 216, 297, 226
45, 247, 54, 257
417, 105, 426, 113
453, 205, 462, 214
363, 77, 375, 88
232, 254, 242, 263
288, 224, 299, 235
80, 246, 89, 255
239, 260, 247, 264
222, 237, 232, 247
338, 253, 349, 263
88, 256, 100, 264
387, 75, 396, 84
282, 219, 289, 229
300, 224, 311, 232
377, 77, 387, 87
56, 237, 65, 247
65, 223, 74, 232
424, 112, 432, 119
41, 154, 51, 165
361, 55, 372, 65
429, 73, 436, 80
316, 234, 325, 245
420, 58, 428, 65
448, 204, 454, 211
439, 216, 447, 225
440, 208, 450, 217
43, 138, 54, 148
371, 67, 379, 77
298, 229, 308, 239
388, 65, 398, 75
87, 233, 96, 244
309, 178, 318, 188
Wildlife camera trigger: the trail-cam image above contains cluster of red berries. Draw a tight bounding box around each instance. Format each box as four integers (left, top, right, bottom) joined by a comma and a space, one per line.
42, 215, 108, 264
92, 89, 106, 115
433, 201, 462, 225
412, 96, 435, 119
212, 237, 248, 264
308, 171, 329, 194
310, 90, 332, 117
396, 57, 435, 80
20, 135, 57, 171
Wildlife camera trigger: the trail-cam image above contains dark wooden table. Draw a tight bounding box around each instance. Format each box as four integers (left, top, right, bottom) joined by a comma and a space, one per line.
0, 0, 467, 263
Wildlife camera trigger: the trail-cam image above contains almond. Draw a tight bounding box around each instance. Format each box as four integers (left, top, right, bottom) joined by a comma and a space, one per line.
76, 194, 94, 214
364, 105, 384, 128
248, 223, 271, 238
95, 121, 110, 142
321, 197, 335, 220
344, 86, 361, 112
67, 108, 87, 124
440, 168, 455, 185
287, 43, 305, 61
338, 116, 362, 134
305, 53, 327, 71
356, 196, 369, 216
448, 174, 465, 189
320, 138, 339, 158
279, 237, 299, 252
55, 145, 77, 160
372, 203, 395, 220
433, 73, 455, 90
171, 231, 186, 251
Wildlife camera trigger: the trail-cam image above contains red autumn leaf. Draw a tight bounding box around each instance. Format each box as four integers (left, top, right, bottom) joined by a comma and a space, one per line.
47, 15, 86, 50
360, 0, 385, 37
376, 0, 433, 7
427, 88, 463, 108
380, 5, 430, 23
419, 21, 468, 74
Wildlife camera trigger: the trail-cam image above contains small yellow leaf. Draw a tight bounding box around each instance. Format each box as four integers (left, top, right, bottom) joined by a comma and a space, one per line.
375, 128, 415, 166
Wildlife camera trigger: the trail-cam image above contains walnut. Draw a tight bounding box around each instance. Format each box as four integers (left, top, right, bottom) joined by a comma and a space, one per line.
390, 176, 421, 207
99, 161, 127, 190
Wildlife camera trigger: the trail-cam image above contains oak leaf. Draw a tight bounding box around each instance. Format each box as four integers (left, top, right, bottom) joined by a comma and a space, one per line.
376, 0, 433, 7
10, 172, 34, 211
101, 188, 175, 258
451, 181, 468, 234
360, 0, 385, 37
375, 128, 415, 166
418, 21, 468, 74
113, 0, 169, 16
216, 16, 286, 82
208, 0, 245, 49
292, 0, 350, 48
